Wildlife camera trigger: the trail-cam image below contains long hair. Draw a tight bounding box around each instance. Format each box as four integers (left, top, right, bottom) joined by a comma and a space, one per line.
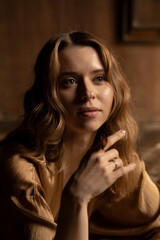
2, 31, 141, 199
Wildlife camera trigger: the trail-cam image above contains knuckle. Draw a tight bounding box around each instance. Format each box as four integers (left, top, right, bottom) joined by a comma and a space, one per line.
108, 148, 119, 159
118, 158, 123, 167
95, 158, 107, 174
95, 155, 103, 164
113, 148, 119, 156
99, 164, 109, 176
100, 165, 106, 174
91, 152, 100, 162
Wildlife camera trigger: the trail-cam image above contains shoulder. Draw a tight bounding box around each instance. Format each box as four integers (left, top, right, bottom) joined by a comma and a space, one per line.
0, 128, 45, 179
0, 141, 46, 192
0, 151, 56, 233
4, 153, 36, 178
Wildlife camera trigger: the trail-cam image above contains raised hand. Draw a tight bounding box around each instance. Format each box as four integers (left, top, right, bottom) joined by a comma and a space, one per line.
66, 130, 136, 204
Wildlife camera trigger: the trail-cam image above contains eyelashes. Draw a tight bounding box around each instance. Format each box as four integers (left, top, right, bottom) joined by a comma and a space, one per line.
63, 79, 77, 85
94, 75, 106, 82
60, 75, 107, 88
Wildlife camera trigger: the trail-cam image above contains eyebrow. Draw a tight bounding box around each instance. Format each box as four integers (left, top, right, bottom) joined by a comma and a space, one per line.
59, 68, 105, 78
59, 72, 79, 78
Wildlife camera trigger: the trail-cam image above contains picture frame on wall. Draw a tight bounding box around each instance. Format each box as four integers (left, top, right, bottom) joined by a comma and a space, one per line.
121, 0, 160, 43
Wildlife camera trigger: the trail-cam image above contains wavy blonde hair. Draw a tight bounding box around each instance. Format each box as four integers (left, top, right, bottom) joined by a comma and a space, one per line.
6, 31, 141, 199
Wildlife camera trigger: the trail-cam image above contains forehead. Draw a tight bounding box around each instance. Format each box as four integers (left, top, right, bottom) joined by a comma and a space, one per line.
58, 45, 104, 72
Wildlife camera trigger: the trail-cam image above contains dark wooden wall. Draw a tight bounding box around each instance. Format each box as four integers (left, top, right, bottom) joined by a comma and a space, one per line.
0, 0, 160, 172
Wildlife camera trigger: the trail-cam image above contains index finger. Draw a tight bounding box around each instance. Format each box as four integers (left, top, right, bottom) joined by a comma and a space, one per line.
103, 130, 126, 151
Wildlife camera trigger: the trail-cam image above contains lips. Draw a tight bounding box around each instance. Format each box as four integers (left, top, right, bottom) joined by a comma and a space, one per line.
77, 107, 101, 117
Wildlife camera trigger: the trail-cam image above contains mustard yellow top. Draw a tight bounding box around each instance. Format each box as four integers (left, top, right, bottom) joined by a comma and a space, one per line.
0, 153, 160, 239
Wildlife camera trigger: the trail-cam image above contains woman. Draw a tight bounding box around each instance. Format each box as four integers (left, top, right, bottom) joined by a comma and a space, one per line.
0, 31, 160, 239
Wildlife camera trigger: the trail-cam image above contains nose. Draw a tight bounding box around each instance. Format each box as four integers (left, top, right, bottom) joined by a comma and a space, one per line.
81, 91, 95, 101
78, 78, 96, 102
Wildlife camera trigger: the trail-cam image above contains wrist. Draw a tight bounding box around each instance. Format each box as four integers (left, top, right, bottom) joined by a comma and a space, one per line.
62, 177, 90, 206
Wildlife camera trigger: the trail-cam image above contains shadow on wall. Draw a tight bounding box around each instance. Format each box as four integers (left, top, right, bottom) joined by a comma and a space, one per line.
0, 114, 21, 140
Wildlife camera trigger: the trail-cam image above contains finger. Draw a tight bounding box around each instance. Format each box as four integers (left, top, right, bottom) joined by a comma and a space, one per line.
94, 149, 119, 167
114, 163, 136, 179
97, 154, 123, 172
108, 158, 123, 171
103, 130, 126, 151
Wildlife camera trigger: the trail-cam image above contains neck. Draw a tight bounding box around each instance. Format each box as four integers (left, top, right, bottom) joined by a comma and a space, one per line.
62, 130, 97, 166
59, 130, 97, 187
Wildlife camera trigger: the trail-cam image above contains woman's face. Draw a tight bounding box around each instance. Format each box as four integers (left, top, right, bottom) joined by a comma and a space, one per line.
58, 45, 113, 134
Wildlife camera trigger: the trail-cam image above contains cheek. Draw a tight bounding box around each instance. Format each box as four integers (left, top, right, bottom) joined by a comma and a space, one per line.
59, 90, 75, 110
101, 85, 114, 106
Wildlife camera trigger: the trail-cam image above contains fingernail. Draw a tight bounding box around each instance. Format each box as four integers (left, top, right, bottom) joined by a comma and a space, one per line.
101, 137, 107, 150
120, 130, 126, 135
131, 163, 136, 168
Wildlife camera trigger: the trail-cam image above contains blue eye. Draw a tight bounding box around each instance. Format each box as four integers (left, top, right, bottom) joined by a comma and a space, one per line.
95, 75, 106, 82
61, 78, 77, 87
65, 79, 76, 85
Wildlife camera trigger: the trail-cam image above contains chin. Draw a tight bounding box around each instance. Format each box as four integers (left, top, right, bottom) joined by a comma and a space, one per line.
75, 123, 103, 134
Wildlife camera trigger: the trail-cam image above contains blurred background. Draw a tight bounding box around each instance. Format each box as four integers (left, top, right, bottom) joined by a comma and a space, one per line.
0, 0, 160, 181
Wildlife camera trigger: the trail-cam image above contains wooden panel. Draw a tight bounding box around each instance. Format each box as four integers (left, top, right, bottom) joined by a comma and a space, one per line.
122, 0, 160, 42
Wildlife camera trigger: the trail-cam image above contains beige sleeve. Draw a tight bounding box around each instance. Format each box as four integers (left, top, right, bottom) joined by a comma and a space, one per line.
1, 154, 57, 240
